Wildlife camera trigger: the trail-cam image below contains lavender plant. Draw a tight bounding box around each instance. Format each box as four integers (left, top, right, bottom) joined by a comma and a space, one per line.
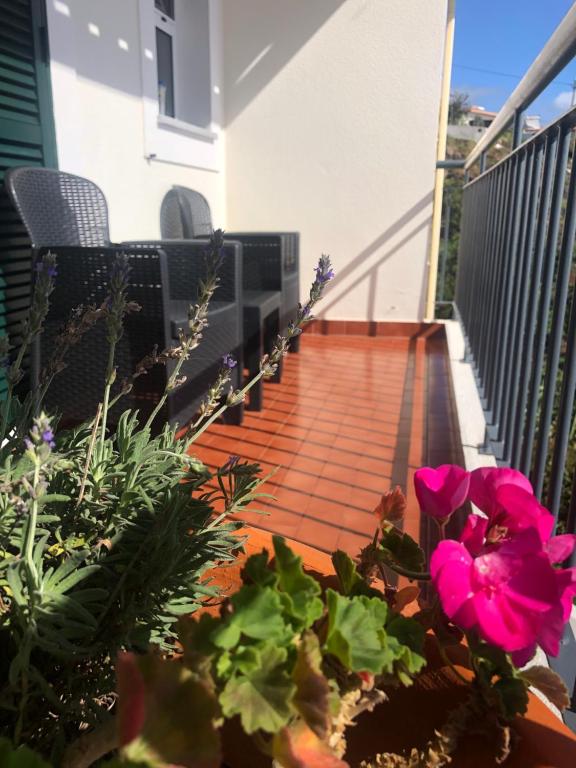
0, 236, 334, 763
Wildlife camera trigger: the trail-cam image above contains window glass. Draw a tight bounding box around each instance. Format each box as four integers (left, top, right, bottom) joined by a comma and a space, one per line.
156, 27, 175, 117
154, 0, 174, 19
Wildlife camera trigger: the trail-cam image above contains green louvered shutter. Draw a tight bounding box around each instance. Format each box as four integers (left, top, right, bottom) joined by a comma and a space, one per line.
0, 0, 57, 398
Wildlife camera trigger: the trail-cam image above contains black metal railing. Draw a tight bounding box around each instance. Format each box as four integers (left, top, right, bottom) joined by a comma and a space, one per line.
456, 110, 576, 728
456, 107, 576, 542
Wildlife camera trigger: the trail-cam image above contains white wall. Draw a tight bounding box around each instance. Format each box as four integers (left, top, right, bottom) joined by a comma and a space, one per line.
222, 0, 447, 321
46, 0, 226, 241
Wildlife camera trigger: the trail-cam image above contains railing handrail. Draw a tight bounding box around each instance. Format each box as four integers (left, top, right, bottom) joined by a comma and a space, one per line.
463, 102, 576, 189
465, 3, 576, 170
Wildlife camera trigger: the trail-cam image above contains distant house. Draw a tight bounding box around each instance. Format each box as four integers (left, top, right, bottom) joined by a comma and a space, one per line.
448, 105, 498, 141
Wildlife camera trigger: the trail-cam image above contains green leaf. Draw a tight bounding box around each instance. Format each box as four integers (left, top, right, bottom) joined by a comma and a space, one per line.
331, 550, 380, 598
292, 632, 333, 739
0, 739, 51, 767
385, 615, 427, 683
219, 644, 295, 734
324, 590, 391, 674
273, 536, 323, 629
210, 585, 290, 650
493, 676, 529, 721
379, 525, 426, 574
241, 549, 277, 587
521, 666, 570, 711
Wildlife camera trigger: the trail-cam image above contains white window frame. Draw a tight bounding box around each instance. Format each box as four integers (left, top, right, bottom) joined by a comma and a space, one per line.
138, 0, 222, 171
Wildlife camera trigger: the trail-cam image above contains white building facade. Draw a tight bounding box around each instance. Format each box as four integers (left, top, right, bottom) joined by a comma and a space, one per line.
44, 0, 447, 322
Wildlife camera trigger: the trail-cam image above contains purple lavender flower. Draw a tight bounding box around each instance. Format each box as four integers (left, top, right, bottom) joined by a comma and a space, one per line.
36, 262, 58, 278
222, 354, 237, 369
42, 429, 56, 449
222, 454, 241, 472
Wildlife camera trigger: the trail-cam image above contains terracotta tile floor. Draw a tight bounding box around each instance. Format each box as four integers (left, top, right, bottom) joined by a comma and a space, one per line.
192, 330, 463, 557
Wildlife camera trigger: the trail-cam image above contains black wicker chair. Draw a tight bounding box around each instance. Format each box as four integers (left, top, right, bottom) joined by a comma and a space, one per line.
5, 167, 244, 430
161, 186, 300, 354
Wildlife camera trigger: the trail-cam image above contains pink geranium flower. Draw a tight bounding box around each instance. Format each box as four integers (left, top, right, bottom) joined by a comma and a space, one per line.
414, 465, 469, 521
431, 523, 576, 663
468, 467, 533, 517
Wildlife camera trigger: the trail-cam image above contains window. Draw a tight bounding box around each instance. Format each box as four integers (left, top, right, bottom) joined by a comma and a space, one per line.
154, 0, 174, 19
156, 27, 175, 116
153, 0, 212, 129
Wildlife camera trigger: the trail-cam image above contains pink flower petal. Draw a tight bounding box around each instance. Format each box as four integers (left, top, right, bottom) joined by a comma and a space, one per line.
495, 485, 554, 542
511, 644, 537, 668
547, 534, 576, 564
415, 465, 470, 520
460, 514, 488, 556
469, 467, 533, 516
473, 590, 539, 651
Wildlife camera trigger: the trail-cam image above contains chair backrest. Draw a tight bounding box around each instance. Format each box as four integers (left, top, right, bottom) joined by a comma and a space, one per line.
5, 167, 111, 247
160, 185, 213, 239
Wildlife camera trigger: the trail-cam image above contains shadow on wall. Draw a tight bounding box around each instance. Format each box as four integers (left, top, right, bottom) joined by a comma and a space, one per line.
222, 0, 347, 126
316, 191, 433, 321
46, 0, 346, 126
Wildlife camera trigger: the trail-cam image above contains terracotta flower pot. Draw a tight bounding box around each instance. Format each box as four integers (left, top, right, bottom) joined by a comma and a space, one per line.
204, 527, 576, 768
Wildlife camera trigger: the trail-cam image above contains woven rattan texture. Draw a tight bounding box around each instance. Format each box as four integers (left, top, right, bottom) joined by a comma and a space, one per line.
6, 167, 110, 247
160, 186, 300, 338
7, 168, 244, 429
38, 248, 168, 425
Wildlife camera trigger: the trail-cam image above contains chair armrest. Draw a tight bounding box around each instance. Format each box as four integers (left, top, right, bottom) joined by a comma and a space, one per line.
35, 244, 172, 351
121, 239, 243, 304
221, 233, 299, 291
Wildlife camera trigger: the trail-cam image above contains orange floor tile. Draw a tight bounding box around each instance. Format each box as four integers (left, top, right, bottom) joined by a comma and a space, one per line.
190, 330, 463, 559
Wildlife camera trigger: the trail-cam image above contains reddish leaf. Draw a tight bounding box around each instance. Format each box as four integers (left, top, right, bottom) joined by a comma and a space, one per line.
117, 652, 146, 747
273, 722, 349, 768
392, 586, 420, 613
373, 487, 406, 524
292, 632, 332, 739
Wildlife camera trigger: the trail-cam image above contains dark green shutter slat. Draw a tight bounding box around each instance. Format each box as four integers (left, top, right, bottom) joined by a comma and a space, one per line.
0, 52, 35, 75
0, 78, 38, 100
0, 93, 39, 115
0, 0, 58, 398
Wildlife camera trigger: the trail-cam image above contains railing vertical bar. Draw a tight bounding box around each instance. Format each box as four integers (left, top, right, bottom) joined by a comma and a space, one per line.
533, 131, 576, 498
497, 144, 536, 444
492, 151, 527, 433
546, 279, 576, 520
483, 161, 512, 412
502, 141, 543, 459
521, 125, 570, 476
476, 166, 504, 385
471, 175, 495, 376
484, 158, 517, 418
513, 131, 557, 470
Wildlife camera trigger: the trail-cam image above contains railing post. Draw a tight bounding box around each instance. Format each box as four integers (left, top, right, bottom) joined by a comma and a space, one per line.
512, 108, 523, 148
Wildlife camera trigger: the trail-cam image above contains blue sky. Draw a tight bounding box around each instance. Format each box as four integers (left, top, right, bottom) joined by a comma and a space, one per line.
451, 0, 576, 124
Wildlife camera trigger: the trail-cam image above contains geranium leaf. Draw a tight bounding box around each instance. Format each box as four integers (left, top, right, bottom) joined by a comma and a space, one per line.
379, 525, 426, 574
119, 654, 221, 768
521, 666, 570, 711
385, 615, 427, 682
209, 585, 290, 649
292, 632, 333, 739
0, 738, 51, 768
493, 676, 529, 721
219, 644, 295, 734
331, 550, 380, 598
273, 722, 350, 768
392, 586, 420, 613
273, 536, 323, 629
324, 589, 391, 674
241, 549, 277, 587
